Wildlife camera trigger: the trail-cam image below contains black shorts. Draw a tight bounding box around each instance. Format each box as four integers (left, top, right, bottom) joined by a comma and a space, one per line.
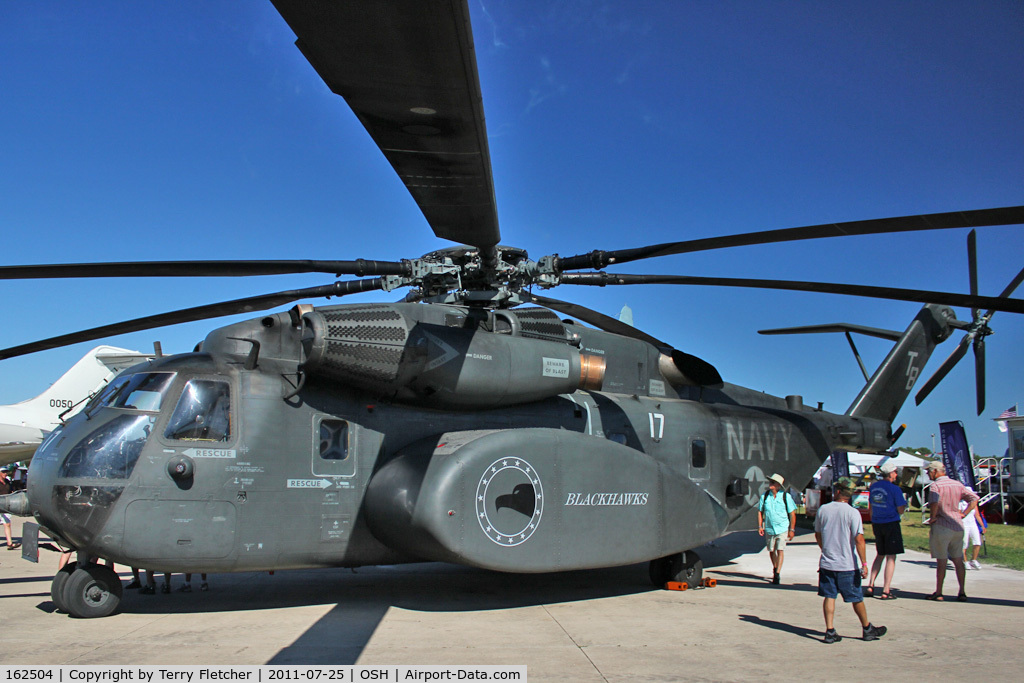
872, 520, 904, 555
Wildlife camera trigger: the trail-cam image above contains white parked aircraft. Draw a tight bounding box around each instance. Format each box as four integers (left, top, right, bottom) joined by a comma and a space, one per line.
0, 346, 153, 465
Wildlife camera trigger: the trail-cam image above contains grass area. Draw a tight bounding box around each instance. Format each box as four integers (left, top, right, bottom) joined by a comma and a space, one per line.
798, 511, 1024, 572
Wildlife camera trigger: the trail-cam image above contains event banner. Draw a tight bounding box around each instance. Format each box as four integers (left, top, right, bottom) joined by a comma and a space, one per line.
939, 420, 977, 490
830, 450, 849, 481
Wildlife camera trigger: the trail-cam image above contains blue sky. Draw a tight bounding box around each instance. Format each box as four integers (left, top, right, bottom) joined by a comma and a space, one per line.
1, 1, 1021, 455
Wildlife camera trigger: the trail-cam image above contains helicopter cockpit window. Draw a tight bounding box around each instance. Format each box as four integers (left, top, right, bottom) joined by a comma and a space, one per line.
164, 380, 231, 442
319, 419, 349, 460
60, 414, 154, 479
85, 376, 128, 417
86, 373, 176, 416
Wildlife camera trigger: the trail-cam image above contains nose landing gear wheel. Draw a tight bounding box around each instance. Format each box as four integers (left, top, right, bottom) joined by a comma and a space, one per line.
649, 550, 703, 589
50, 561, 77, 613
63, 563, 123, 618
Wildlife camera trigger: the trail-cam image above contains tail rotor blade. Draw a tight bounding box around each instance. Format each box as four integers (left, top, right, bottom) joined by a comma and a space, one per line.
974, 336, 986, 415
914, 333, 971, 405
967, 229, 979, 321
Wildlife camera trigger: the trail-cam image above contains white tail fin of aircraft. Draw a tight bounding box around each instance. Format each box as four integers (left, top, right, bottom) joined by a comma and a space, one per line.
0, 346, 154, 464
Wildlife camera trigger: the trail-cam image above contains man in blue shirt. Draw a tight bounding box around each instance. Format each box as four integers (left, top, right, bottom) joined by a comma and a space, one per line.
866, 462, 907, 599
758, 473, 796, 585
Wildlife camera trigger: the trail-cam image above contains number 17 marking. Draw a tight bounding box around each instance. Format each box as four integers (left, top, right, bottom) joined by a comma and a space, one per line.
649, 413, 665, 440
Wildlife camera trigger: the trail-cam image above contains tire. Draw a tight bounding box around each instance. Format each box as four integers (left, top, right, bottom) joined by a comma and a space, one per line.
51, 562, 77, 613
649, 551, 704, 589
675, 551, 703, 589
63, 563, 123, 618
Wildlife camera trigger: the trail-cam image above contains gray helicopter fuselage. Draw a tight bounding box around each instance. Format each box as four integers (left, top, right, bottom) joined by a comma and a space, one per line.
24, 303, 890, 575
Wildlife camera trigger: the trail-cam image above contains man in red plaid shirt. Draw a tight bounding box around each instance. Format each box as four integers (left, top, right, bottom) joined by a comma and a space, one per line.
924, 461, 979, 601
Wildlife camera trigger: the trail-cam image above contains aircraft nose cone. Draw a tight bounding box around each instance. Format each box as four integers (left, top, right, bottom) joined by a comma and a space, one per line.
0, 491, 31, 516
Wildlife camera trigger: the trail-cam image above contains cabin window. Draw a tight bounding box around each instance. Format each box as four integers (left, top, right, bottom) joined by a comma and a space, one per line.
164, 380, 231, 442
319, 419, 349, 461
60, 414, 154, 479
691, 439, 708, 469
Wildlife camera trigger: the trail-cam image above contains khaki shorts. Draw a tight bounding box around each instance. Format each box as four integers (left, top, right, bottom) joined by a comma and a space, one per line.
929, 524, 964, 560
766, 533, 788, 551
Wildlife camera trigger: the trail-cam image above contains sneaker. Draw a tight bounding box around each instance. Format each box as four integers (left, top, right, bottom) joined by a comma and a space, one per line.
161, 583, 171, 594
862, 623, 887, 641
823, 629, 842, 644
971, 560, 982, 570
139, 585, 155, 595
124, 579, 142, 590
178, 584, 192, 593
200, 583, 209, 592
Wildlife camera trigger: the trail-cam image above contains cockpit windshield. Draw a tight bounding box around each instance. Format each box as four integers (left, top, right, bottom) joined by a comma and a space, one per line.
60, 414, 154, 479
86, 373, 176, 417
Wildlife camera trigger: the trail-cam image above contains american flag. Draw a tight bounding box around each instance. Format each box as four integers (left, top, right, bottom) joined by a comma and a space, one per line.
997, 404, 1017, 432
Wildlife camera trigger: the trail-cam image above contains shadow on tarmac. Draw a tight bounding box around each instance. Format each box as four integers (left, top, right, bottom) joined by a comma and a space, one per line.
22, 530, 772, 663
738, 614, 822, 641
264, 531, 770, 663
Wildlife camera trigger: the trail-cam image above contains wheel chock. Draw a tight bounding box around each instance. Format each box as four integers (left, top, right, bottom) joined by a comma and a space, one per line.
703, 578, 717, 588
665, 581, 688, 591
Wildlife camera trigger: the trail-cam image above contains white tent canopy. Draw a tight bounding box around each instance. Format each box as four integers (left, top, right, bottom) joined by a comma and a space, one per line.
811, 450, 929, 484
845, 450, 929, 469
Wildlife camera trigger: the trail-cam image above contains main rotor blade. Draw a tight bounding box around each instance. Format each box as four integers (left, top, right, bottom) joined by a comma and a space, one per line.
271, 0, 500, 253
559, 272, 1024, 314
0, 260, 409, 280
914, 334, 972, 406
525, 293, 670, 348
525, 293, 723, 386
0, 279, 384, 361
557, 206, 1024, 271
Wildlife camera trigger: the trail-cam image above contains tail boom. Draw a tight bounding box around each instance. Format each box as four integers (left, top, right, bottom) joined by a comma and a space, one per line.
846, 304, 956, 423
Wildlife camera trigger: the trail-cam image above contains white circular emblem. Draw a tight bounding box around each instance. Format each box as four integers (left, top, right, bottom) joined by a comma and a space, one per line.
744, 465, 767, 507
476, 457, 544, 546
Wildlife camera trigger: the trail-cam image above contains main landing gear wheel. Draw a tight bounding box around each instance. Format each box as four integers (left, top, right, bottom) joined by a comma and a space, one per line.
649, 550, 704, 589
63, 563, 123, 618
50, 561, 77, 613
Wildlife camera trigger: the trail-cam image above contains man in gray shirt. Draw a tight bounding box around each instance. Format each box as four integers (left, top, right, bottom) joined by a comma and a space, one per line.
814, 477, 887, 644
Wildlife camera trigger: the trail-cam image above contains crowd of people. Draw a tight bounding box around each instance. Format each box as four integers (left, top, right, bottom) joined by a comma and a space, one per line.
764, 460, 987, 644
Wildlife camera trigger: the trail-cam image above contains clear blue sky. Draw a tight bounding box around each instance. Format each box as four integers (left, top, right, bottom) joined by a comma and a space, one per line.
2, 1, 1022, 455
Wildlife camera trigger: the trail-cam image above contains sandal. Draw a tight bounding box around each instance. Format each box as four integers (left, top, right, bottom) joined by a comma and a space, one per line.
926, 593, 944, 601
878, 593, 897, 600
865, 587, 874, 597
957, 593, 968, 602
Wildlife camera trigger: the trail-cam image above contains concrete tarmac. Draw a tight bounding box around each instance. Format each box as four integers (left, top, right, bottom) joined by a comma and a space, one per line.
2, 515, 1023, 680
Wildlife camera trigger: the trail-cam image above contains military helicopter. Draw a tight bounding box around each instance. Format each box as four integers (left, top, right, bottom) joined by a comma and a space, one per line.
1, 1, 1023, 620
